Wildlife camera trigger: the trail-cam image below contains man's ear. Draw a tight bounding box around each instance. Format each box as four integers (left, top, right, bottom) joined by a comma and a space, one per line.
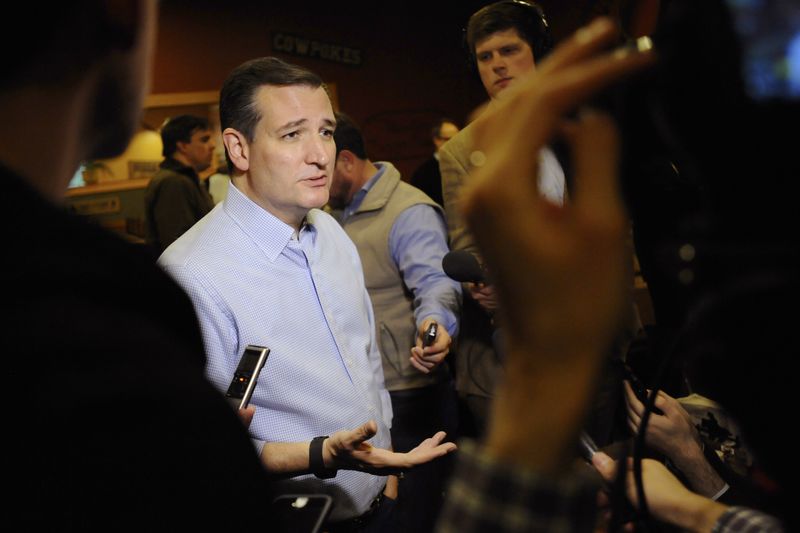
336, 149, 355, 174
223, 128, 249, 173
175, 139, 189, 157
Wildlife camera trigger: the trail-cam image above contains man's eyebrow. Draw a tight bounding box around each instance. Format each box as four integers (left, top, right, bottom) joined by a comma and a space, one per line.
323, 118, 336, 128
277, 118, 308, 132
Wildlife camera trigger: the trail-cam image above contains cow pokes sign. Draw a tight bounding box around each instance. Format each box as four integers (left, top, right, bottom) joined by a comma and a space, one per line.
272, 32, 362, 67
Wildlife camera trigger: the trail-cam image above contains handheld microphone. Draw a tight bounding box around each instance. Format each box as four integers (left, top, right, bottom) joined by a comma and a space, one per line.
442, 250, 486, 283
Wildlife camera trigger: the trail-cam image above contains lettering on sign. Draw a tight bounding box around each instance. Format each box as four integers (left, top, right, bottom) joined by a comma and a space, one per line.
272, 32, 362, 67
71, 196, 121, 216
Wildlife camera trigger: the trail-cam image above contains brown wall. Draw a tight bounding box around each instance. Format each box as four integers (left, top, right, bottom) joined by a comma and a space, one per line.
151, 1, 622, 178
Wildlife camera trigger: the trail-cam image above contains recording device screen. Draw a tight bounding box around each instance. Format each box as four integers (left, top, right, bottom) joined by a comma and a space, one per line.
725, 0, 800, 100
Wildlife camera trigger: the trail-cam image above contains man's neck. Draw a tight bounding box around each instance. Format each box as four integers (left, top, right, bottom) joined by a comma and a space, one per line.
230, 174, 309, 233
171, 153, 198, 173
343, 159, 379, 208
357, 159, 379, 190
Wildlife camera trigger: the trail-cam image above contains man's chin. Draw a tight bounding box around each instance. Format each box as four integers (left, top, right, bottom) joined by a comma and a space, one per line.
308, 190, 333, 210
493, 84, 513, 100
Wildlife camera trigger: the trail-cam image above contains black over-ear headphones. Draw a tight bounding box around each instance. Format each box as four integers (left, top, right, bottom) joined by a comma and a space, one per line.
462, 0, 553, 70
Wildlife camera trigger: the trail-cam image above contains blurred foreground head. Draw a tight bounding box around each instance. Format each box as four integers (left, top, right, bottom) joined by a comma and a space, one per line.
0, 1, 157, 173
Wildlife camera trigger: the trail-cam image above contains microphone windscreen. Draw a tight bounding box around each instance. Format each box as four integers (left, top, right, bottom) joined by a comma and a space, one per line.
442, 250, 484, 283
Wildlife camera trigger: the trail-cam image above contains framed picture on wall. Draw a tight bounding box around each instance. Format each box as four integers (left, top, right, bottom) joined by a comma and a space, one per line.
128, 160, 160, 181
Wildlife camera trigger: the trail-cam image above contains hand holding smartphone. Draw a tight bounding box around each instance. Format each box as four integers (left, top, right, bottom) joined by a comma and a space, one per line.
422, 322, 438, 348
225, 345, 270, 410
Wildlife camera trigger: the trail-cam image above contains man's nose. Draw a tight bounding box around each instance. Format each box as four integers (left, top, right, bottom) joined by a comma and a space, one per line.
491, 56, 507, 72
306, 135, 330, 167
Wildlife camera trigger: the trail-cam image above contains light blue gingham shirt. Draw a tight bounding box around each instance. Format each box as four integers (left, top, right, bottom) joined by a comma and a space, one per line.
159, 182, 392, 521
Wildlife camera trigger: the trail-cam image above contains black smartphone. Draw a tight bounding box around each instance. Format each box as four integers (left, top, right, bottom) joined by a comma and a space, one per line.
225, 345, 270, 410
269, 494, 333, 533
422, 322, 438, 348
621, 363, 664, 415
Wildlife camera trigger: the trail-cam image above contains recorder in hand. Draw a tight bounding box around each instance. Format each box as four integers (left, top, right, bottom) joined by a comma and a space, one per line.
225, 345, 270, 410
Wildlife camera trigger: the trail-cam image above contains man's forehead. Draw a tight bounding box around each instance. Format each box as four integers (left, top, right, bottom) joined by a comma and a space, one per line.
440, 122, 458, 134
255, 84, 334, 124
475, 27, 526, 51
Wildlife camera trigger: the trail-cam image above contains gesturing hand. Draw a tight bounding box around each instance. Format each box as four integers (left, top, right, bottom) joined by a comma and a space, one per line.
324, 420, 457, 475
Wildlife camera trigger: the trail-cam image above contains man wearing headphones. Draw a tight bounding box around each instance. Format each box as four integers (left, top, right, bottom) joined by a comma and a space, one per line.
439, 0, 566, 437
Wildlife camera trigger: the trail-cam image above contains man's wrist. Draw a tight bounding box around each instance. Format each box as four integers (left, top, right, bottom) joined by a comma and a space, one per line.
672, 492, 728, 533
310, 436, 337, 479
671, 437, 705, 471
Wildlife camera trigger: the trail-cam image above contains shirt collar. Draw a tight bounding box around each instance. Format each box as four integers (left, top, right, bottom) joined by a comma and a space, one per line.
160, 157, 200, 182
343, 162, 386, 220
222, 181, 317, 262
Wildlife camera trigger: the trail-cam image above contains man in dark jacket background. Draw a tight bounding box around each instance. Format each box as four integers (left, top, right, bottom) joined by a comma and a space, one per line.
145, 114, 216, 254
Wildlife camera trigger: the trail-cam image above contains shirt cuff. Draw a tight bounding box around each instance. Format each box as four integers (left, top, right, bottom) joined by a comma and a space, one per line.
418, 314, 455, 335
710, 483, 730, 501
712, 506, 784, 533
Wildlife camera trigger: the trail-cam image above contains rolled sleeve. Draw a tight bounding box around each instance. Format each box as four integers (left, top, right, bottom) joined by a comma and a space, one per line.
389, 204, 461, 337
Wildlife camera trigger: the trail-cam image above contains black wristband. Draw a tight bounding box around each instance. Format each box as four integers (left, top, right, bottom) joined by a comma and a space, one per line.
310, 436, 337, 479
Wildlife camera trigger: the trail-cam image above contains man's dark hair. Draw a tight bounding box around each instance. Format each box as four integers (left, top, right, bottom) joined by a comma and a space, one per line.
333, 112, 368, 160
160, 115, 210, 158
465, 0, 553, 64
219, 57, 325, 172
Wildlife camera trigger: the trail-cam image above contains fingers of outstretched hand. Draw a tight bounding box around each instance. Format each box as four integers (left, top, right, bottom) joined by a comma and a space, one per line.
415, 430, 448, 448
332, 420, 377, 452
357, 435, 456, 472
407, 431, 456, 460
